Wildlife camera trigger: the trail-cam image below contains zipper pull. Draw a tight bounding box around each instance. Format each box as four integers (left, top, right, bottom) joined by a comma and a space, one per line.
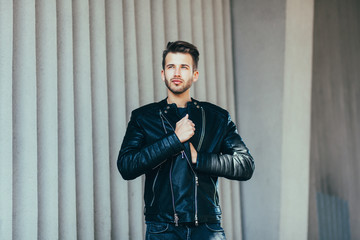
181, 151, 185, 159
195, 176, 199, 186
174, 213, 179, 226
195, 215, 199, 226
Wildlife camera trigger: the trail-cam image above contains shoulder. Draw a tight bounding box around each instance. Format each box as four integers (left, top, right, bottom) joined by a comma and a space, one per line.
131, 103, 158, 118
198, 101, 229, 119
130, 99, 166, 119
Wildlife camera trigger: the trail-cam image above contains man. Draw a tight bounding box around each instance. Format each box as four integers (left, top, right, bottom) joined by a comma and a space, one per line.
118, 41, 254, 240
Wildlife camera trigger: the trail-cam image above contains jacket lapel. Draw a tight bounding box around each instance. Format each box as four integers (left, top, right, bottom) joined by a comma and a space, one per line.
188, 100, 204, 151
158, 98, 205, 151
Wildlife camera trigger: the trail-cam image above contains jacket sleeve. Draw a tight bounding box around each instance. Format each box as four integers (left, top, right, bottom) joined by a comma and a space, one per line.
195, 114, 255, 181
117, 112, 184, 180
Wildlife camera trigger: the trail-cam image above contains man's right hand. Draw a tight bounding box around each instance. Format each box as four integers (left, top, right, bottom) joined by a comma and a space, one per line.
175, 114, 195, 143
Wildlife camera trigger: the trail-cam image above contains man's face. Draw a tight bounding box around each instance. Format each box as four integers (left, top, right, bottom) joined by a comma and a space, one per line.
161, 52, 199, 95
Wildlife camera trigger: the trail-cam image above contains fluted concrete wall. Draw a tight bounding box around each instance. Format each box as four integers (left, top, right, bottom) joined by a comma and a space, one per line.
0, 0, 243, 239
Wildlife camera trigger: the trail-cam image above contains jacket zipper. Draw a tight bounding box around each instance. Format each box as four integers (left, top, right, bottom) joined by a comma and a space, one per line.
197, 107, 206, 152
160, 110, 179, 225
210, 177, 218, 205
160, 109, 201, 226
181, 151, 199, 226
150, 168, 160, 206
169, 159, 179, 226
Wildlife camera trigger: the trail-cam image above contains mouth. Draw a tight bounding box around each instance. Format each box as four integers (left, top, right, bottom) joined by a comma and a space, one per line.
171, 78, 183, 85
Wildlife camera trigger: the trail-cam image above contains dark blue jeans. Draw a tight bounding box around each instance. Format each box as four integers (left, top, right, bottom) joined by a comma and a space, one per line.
145, 222, 227, 240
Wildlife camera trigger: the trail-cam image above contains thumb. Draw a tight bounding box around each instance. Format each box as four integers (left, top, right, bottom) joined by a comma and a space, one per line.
183, 114, 189, 119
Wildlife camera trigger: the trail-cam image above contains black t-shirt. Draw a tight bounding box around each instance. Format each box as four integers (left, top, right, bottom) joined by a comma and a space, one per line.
177, 107, 188, 118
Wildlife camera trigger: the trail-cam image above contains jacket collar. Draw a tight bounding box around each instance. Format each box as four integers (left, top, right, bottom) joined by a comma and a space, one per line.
159, 97, 201, 112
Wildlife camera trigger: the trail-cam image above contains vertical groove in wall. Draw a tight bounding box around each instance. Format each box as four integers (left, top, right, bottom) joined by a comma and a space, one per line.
222, 2, 241, 237
123, 0, 139, 116
12, 0, 38, 239
220, 179, 234, 240
89, 0, 111, 239
222, 0, 236, 118
176, 0, 195, 97
72, 0, 95, 238
191, 0, 207, 100
105, 0, 130, 238
213, 1, 233, 239
150, 0, 166, 101
123, 0, 143, 238
177, 0, 192, 42
224, 2, 241, 237
201, 0, 217, 104
164, 0, 178, 41
134, 0, 154, 235
135, 0, 154, 105
231, 181, 242, 239
213, 0, 227, 109
0, 1, 13, 239
3, 1, 240, 239
57, 0, 77, 239
36, 0, 59, 239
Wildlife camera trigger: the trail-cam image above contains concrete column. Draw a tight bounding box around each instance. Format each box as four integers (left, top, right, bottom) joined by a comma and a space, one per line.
13, 0, 38, 239
231, 0, 286, 239
0, 1, 13, 239
105, 0, 130, 238
231, 0, 314, 239
36, 0, 59, 239
279, 0, 314, 239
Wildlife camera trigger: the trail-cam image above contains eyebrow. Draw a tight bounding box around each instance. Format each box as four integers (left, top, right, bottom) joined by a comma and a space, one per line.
166, 64, 190, 68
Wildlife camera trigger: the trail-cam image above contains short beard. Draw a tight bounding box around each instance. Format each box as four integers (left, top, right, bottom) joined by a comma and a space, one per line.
164, 77, 193, 94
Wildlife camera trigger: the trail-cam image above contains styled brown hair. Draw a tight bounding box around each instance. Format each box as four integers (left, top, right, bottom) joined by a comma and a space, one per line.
162, 41, 200, 71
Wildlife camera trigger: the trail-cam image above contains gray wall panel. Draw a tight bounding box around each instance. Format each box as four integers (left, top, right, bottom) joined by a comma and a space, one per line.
191, 0, 207, 100
309, 0, 360, 238
73, 0, 95, 238
12, 0, 38, 239
0, 1, 13, 240
150, 0, 167, 101
57, 0, 77, 239
90, 0, 111, 239
279, 1, 314, 238
105, 0, 130, 238
36, 0, 59, 239
202, 0, 218, 105
231, 0, 286, 239
164, 0, 179, 41
232, 0, 360, 239
122, 1, 143, 238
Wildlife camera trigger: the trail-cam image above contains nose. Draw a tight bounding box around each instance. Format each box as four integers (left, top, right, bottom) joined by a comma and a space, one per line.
174, 66, 181, 77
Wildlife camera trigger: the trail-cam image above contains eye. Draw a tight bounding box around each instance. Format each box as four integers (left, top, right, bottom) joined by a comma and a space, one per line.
181, 65, 189, 69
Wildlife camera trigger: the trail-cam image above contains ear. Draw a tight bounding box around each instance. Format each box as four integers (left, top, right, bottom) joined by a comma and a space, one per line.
161, 69, 165, 82
193, 70, 199, 82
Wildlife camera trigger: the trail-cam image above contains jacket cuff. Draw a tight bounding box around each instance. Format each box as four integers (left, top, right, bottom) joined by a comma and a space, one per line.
194, 152, 211, 172
166, 132, 185, 154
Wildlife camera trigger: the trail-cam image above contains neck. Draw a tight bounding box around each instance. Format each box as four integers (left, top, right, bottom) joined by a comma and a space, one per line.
167, 91, 191, 108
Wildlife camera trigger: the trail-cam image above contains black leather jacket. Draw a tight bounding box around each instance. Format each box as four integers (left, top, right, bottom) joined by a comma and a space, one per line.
118, 98, 254, 225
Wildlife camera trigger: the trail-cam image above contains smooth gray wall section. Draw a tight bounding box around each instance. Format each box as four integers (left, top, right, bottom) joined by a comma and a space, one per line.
309, 0, 360, 239
231, 1, 286, 239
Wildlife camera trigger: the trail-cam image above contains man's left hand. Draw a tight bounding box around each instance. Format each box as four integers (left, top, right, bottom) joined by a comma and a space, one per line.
189, 143, 197, 164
